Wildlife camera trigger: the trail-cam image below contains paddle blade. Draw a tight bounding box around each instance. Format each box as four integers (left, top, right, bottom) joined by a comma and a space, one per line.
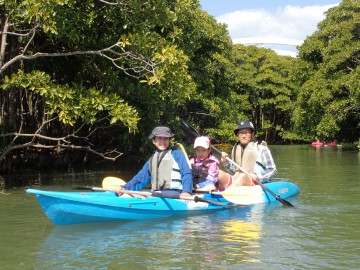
174, 142, 190, 164
220, 185, 295, 206
220, 185, 266, 205
276, 196, 294, 207
102, 177, 126, 189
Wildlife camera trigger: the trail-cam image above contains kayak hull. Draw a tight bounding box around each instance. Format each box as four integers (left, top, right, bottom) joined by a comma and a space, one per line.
26, 182, 300, 226
27, 189, 231, 225
325, 141, 337, 147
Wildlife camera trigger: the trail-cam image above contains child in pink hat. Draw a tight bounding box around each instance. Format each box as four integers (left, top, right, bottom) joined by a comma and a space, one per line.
189, 136, 219, 191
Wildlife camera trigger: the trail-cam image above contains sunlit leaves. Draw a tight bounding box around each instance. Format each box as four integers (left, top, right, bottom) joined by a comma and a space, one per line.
2, 70, 139, 130
117, 34, 132, 47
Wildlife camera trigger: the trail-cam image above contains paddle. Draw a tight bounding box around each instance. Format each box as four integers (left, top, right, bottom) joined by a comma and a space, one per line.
102, 176, 126, 189
103, 175, 217, 194
100, 175, 259, 205
77, 185, 231, 207
180, 119, 294, 207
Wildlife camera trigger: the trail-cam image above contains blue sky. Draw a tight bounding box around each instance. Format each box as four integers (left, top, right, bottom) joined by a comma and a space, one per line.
199, 0, 340, 56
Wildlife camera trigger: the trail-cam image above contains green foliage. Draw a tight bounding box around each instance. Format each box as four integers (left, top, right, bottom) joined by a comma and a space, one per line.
2, 70, 139, 130
296, 0, 360, 142
220, 45, 298, 142
1, 0, 207, 158
1, 0, 359, 170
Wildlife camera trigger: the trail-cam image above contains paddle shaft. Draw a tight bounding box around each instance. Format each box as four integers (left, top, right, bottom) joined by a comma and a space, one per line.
90, 187, 230, 207
92, 187, 152, 196
100, 177, 243, 205
180, 120, 294, 207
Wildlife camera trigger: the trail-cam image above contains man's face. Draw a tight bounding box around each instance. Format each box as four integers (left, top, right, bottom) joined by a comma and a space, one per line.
236, 128, 254, 145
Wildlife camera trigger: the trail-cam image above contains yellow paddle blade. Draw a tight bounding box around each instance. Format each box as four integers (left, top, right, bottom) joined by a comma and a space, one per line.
102, 176, 126, 189
220, 185, 265, 205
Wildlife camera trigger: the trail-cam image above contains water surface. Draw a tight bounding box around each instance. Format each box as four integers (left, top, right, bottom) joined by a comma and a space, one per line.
1, 145, 359, 269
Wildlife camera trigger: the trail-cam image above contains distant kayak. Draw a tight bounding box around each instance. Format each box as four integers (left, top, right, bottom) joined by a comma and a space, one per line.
311, 141, 324, 146
26, 181, 300, 226
325, 141, 337, 147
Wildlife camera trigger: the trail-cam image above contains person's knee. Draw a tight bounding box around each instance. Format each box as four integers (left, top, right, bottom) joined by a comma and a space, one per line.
218, 170, 230, 189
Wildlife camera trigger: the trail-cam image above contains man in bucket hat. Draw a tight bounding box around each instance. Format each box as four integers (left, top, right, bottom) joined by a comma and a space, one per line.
116, 126, 192, 196
148, 126, 174, 140
217, 120, 277, 190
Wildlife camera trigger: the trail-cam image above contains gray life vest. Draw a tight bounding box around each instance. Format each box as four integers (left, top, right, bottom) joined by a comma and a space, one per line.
231, 141, 259, 179
149, 149, 182, 191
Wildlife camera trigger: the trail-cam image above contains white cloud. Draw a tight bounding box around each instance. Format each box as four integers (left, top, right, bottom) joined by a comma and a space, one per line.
216, 4, 338, 56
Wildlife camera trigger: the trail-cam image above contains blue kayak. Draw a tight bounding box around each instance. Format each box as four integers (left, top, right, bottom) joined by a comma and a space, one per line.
26, 181, 300, 226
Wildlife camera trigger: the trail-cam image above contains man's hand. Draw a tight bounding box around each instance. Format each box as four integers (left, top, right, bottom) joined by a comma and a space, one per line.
114, 186, 125, 195
220, 151, 228, 163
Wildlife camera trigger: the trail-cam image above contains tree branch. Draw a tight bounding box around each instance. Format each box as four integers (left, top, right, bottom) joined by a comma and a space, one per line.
0, 117, 124, 163
0, 39, 159, 78
0, 15, 9, 68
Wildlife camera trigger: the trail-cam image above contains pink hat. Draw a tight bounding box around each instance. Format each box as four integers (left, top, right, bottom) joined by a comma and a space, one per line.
194, 136, 211, 149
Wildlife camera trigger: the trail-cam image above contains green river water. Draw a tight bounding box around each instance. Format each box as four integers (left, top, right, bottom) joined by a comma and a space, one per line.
0, 145, 359, 270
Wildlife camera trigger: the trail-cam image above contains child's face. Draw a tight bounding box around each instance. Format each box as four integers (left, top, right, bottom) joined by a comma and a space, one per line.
152, 136, 170, 150
195, 147, 210, 160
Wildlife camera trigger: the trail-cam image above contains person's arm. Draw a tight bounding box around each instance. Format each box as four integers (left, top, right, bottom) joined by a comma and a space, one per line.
123, 160, 151, 190
220, 151, 236, 175
173, 150, 193, 195
256, 146, 277, 181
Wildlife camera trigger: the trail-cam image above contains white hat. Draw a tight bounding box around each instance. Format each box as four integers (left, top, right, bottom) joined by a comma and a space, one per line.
194, 136, 211, 149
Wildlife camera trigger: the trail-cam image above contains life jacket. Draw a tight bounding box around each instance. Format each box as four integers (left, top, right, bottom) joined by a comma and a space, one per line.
231, 141, 267, 179
191, 158, 215, 187
149, 148, 182, 191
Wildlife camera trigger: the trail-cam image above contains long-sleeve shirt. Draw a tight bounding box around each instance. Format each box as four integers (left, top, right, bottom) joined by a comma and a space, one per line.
189, 154, 219, 188
124, 149, 193, 193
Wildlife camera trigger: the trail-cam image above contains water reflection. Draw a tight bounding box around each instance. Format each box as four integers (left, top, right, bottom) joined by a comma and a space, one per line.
220, 219, 261, 263
35, 206, 267, 269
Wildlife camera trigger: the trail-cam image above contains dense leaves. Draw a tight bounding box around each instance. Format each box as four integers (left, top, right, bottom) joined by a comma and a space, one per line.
2, 70, 139, 127
0, 0, 199, 168
296, 0, 359, 142
0, 0, 359, 171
